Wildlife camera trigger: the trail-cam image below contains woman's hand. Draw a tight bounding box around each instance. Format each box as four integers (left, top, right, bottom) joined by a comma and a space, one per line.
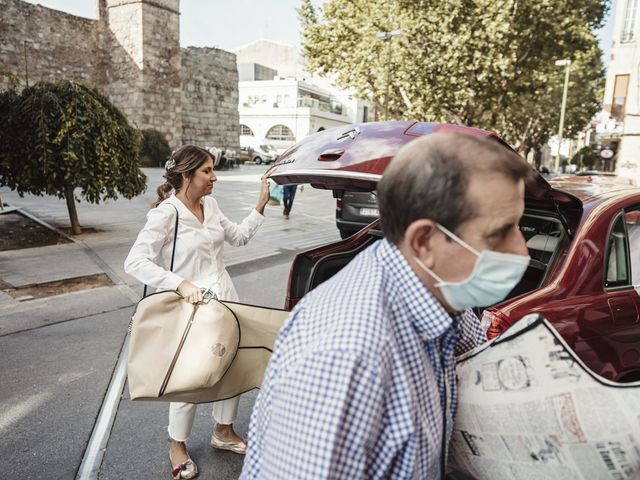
256, 176, 270, 214
177, 280, 203, 304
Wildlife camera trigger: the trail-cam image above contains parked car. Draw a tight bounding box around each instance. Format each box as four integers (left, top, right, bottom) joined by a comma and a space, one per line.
239, 135, 279, 164
268, 121, 640, 383
206, 147, 237, 169
335, 190, 379, 239
576, 170, 616, 177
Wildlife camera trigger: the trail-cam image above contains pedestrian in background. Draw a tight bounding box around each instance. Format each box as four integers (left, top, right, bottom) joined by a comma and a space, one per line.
125, 145, 269, 479
282, 184, 303, 219
242, 132, 532, 479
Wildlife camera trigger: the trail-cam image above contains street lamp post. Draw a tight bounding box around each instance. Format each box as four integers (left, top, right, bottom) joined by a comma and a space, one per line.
377, 30, 402, 121
554, 59, 572, 173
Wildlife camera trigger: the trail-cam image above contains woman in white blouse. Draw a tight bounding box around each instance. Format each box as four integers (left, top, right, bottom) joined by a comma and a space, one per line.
125, 145, 269, 479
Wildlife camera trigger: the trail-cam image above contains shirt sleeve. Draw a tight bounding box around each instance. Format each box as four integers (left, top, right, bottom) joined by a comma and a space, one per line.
245, 347, 385, 479
454, 308, 487, 357
219, 207, 265, 247
123, 205, 184, 291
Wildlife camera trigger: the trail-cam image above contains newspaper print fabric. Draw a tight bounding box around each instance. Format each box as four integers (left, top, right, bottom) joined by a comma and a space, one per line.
450, 314, 640, 479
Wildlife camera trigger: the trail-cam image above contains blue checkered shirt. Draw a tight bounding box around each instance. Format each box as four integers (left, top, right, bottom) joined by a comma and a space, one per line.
242, 239, 485, 479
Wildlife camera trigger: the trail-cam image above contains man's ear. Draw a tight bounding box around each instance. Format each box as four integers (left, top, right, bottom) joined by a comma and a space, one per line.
404, 219, 439, 268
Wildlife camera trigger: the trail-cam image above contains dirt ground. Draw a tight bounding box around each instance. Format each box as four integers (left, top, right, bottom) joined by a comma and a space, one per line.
0, 211, 71, 251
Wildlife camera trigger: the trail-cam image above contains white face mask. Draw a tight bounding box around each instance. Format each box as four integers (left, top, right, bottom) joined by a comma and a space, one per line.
414, 224, 530, 311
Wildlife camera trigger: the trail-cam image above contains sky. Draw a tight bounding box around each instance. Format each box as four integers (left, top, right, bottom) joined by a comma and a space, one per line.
24, 0, 616, 62
23, 0, 313, 51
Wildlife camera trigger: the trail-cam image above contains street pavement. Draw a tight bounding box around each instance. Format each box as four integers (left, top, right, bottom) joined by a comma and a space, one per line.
0, 164, 341, 479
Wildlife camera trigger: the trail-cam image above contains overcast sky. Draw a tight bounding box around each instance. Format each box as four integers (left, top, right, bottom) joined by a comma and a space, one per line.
24, 0, 616, 62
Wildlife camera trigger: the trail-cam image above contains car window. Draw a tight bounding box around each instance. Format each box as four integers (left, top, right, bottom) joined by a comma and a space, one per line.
605, 215, 630, 288
497, 214, 563, 304
519, 214, 562, 269
624, 209, 640, 286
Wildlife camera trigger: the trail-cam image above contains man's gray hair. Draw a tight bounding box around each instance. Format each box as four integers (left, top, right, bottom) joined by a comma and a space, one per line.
377, 132, 532, 244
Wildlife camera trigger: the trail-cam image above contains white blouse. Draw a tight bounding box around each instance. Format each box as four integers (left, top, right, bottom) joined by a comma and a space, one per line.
124, 194, 264, 301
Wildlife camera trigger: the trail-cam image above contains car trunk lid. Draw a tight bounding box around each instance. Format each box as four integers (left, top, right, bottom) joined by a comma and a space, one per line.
267, 121, 582, 237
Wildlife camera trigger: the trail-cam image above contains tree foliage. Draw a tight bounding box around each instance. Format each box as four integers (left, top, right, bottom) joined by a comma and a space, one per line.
299, 0, 607, 156
572, 145, 598, 169
0, 81, 146, 234
140, 128, 171, 167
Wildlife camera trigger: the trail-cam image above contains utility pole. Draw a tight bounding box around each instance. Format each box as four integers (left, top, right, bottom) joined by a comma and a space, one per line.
376, 30, 402, 121
554, 59, 571, 173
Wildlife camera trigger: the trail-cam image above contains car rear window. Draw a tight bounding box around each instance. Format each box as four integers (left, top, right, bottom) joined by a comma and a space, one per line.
520, 214, 563, 267
503, 213, 563, 301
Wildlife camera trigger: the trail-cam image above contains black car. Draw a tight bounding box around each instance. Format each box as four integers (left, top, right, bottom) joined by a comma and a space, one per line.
335, 189, 379, 239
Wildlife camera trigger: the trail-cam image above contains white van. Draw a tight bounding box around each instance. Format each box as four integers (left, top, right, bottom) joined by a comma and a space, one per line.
239, 135, 279, 164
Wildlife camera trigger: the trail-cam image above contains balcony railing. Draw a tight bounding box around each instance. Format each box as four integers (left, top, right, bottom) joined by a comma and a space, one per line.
297, 97, 344, 116
241, 97, 348, 117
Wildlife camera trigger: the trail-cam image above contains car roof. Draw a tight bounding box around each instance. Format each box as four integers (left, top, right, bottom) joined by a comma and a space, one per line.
550, 177, 638, 204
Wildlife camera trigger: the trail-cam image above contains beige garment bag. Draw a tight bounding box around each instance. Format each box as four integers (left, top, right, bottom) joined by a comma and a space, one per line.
127, 290, 288, 403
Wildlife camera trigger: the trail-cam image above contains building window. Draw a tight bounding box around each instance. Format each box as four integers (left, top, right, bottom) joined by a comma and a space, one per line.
362, 106, 369, 123
266, 125, 295, 141
612, 74, 630, 121
622, 0, 638, 42
239, 124, 254, 136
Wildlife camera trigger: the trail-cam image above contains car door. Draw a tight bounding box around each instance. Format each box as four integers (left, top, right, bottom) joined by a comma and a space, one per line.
602, 208, 640, 381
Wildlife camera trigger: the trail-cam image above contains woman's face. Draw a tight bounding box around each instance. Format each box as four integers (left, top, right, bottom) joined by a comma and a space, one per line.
185, 157, 216, 198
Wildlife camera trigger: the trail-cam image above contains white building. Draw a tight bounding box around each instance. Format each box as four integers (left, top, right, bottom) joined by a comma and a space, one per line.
235, 39, 372, 152
603, 0, 640, 181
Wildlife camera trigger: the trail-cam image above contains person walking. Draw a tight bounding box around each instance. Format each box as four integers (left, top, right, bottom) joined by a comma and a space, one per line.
282, 184, 303, 219
242, 132, 532, 479
125, 145, 269, 479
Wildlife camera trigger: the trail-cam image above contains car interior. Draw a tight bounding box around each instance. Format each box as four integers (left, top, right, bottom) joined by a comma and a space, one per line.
290, 212, 566, 312
305, 231, 381, 293
502, 214, 563, 301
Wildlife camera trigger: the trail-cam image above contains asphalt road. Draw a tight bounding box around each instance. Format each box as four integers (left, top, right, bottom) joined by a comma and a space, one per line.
0, 164, 342, 479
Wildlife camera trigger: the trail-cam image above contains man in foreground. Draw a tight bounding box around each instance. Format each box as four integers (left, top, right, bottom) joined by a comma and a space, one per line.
242, 132, 532, 479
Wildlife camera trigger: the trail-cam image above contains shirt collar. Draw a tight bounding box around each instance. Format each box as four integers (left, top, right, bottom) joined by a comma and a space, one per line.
166, 194, 206, 218
376, 238, 455, 340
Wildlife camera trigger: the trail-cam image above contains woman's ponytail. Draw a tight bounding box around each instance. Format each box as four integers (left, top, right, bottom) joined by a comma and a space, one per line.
152, 181, 173, 208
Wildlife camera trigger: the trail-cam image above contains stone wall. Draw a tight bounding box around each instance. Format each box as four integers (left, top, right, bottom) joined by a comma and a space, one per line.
0, 0, 104, 90
0, 0, 238, 150
100, 0, 182, 145
140, 1, 182, 145
182, 47, 239, 149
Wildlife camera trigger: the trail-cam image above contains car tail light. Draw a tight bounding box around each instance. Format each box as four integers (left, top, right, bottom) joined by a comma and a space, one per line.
482, 309, 511, 339
336, 198, 342, 211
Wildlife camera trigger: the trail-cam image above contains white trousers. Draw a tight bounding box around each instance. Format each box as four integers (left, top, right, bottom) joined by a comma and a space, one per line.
168, 396, 240, 442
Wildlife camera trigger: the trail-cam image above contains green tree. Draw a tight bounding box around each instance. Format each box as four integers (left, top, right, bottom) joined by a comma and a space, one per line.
0, 81, 146, 234
572, 146, 598, 169
299, 0, 607, 156
140, 128, 171, 167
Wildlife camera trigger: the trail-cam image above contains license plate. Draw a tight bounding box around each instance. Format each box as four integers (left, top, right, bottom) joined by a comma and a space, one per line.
359, 207, 379, 217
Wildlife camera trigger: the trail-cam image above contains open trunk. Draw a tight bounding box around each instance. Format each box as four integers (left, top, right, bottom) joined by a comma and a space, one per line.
269, 121, 584, 310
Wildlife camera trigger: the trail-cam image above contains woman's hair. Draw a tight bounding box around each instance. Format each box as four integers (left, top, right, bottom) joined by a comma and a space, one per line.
152, 145, 214, 208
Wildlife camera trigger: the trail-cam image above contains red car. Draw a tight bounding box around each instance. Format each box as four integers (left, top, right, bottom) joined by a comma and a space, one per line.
268, 121, 640, 382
